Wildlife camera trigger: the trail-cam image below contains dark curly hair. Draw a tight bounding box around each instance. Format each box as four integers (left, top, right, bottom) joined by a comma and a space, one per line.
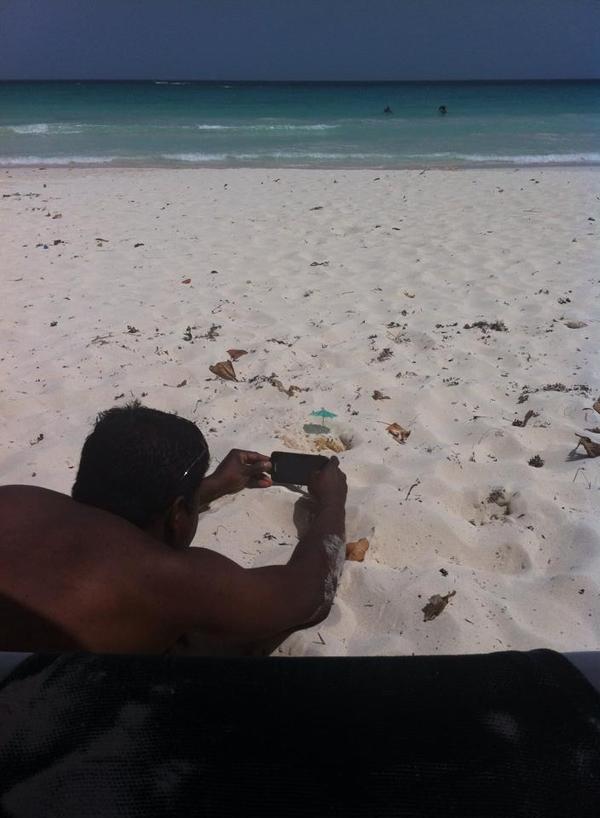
72, 402, 209, 528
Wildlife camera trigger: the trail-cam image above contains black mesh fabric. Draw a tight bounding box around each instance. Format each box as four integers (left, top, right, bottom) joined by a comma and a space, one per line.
0, 650, 599, 817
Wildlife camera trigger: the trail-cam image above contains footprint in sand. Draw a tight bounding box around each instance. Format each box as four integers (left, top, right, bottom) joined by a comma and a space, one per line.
490, 541, 532, 574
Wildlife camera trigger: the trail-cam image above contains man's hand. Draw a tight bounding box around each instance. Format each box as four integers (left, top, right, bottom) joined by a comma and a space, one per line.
307, 456, 347, 509
208, 449, 272, 498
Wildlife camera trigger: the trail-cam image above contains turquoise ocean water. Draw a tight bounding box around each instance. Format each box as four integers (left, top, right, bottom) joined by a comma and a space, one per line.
1, 81, 599, 169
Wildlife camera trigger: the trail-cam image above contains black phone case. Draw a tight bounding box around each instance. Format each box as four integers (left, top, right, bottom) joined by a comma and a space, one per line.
271, 452, 329, 485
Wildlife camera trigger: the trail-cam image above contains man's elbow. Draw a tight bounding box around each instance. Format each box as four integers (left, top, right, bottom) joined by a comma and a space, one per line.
306, 602, 332, 629
303, 583, 336, 628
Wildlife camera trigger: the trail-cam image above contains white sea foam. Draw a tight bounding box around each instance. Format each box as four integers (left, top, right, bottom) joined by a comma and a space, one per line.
5, 123, 85, 135
161, 151, 396, 163
193, 123, 338, 131
162, 153, 229, 162
407, 152, 600, 165
270, 151, 396, 160
0, 156, 118, 166
254, 124, 338, 131
460, 152, 600, 164
8, 123, 50, 134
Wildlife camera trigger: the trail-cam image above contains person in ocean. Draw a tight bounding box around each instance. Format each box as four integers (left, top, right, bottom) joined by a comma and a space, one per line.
0, 402, 347, 655
383, 105, 393, 114
438, 105, 448, 115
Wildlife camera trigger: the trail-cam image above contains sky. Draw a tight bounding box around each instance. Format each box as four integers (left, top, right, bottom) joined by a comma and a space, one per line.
1, 0, 599, 81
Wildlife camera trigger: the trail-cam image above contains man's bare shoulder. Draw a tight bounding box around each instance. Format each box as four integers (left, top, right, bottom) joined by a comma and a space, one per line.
0, 484, 231, 590
0, 483, 171, 585
0, 484, 115, 524
1, 484, 149, 539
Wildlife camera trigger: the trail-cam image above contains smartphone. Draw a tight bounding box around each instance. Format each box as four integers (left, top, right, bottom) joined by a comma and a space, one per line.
270, 451, 329, 485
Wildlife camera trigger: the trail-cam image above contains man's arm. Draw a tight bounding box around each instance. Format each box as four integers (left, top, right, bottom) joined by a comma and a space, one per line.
153, 458, 347, 647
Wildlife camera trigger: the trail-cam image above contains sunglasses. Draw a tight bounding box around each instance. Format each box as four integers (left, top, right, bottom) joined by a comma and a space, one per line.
179, 448, 208, 484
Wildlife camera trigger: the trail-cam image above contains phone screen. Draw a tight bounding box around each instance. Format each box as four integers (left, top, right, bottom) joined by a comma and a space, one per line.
271, 451, 329, 485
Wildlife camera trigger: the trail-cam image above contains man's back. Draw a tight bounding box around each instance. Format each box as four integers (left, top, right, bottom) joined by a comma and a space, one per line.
0, 475, 347, 655
0, 485, 178, 653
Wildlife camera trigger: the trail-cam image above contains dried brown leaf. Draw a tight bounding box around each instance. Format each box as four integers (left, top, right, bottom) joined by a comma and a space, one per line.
181, 278, 191, 284
227, 349, 248, 361
593, 398, 600, 415
209, 360, 237, 382
346, 538, 370, 562
372, 390, 390, 400
574, 434, 600, 458
387, 422, 410, 443
422, 590, 456, 622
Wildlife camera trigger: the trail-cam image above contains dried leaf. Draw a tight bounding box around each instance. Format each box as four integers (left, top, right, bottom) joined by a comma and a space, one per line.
387, 422, 410, 443
372, 390, 390, 400
346, 538, 370, 562
565, 320, 587, 329
181, 278, 191, 284
227, 349, 248, 361
593, 398, 600, 415
404, 291, 415, 298
209, 360, 237, 382
422, 590, 456, 622
176, 379, 187, 388
574, 434, 600, 458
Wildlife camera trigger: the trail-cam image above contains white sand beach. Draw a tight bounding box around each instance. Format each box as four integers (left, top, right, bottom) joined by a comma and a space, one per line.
1, 166, 599, 656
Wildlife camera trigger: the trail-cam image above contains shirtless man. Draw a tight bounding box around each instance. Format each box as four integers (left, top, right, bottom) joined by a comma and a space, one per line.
0, 403, 347, 655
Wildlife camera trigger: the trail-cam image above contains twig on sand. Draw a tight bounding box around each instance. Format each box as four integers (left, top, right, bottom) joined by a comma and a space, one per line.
405, 478, 421, 501
572, 467, 592, 489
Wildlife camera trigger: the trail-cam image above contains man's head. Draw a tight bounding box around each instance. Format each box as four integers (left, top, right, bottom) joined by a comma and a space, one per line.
72, 402, 209, 548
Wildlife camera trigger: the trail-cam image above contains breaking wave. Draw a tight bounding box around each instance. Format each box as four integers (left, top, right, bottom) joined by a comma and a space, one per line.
0, 155, 119, 166
4, 123, 85, 135
407, 152, 600, 165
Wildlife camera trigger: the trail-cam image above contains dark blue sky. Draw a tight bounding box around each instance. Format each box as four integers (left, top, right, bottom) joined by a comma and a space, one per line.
1, 0, 599, 81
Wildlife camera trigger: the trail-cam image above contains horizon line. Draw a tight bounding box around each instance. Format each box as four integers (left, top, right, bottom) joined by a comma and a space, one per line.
1, 77, 599, 84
